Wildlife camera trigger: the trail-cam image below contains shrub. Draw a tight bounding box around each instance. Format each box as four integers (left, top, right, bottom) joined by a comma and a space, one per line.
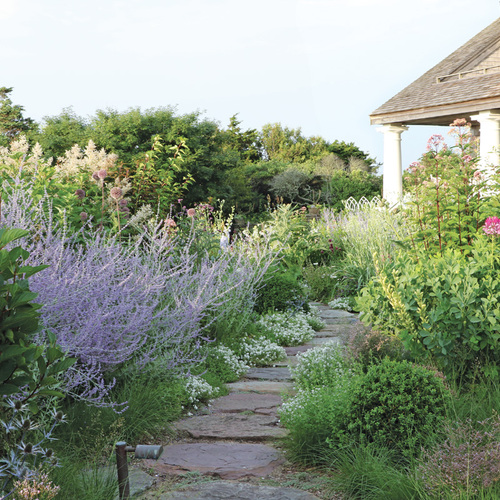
345, 324, 408, 369
357, 236, 500, 380
254, 271, 309, 314
345, 359, 450, 459
301, 263, 337, 301
291, 342, 350, 391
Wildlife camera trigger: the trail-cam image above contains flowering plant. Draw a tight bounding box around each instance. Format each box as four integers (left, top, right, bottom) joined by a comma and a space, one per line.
404, 120, 500, 253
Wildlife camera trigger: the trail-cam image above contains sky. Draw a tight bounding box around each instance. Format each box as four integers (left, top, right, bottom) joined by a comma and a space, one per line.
1, 0, 500, 171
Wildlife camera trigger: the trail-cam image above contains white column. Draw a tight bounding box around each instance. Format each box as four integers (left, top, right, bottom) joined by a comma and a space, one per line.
377, 124, 408, 206
470, 110, 500, 170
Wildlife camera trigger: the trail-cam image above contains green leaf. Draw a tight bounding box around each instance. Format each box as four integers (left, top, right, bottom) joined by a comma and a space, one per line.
0, 228, 30, 248
47, 357, 77, 375
0, 383, 20, 395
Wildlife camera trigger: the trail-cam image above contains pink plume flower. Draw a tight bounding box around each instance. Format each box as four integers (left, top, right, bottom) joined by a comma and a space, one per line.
187, 208, 196, 217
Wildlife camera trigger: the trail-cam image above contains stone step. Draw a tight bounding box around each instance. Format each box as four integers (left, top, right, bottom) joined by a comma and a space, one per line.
159, 481, 321, 499
210, 392, 282, 416
315, 308, 357, 319
144, 442, 284, 480
226, 380, 295, 395
307, 336, 342, 346
246, 367, 292, 381
175, 413, 288, 440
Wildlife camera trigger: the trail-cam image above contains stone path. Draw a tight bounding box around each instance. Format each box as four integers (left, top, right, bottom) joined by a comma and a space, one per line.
134, 304, 361, 500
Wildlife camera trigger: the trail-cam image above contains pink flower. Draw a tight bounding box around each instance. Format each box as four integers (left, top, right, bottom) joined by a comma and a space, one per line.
75, 189, 86, 199
463, 155, 473, 163
80, 212, 88, 221
165, 218, 176, 228
450, 118, 468, 127
110, 187, 123, 200
483, 217, 500, 235
187, 208, 196, 217
97, 169, 107, 179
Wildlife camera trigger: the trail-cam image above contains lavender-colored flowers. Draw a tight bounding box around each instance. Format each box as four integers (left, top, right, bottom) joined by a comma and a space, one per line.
0, 180, 272, 407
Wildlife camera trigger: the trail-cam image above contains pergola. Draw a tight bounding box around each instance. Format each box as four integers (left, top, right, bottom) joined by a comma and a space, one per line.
370, 17, 500, 205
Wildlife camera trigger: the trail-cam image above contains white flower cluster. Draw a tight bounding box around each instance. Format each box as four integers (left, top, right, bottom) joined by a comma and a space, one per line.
238, 338, 286, 367
56, 140, 118, 180
279, 387, 323, 425
291, 341, 348, 389
258, 312, 315, 346
304, 306, 326, 331
183, 375, 219, 405
328, 297, 353, 311
212, 345, 249, 378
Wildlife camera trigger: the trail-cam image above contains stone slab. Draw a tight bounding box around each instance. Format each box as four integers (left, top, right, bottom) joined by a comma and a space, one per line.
274, 356, 299, 367
115, 468, 155, 499
161, 481, 321, 499
227, 380, 294, 395
284, 345, 311, 356
145, 443, 284, 480
246, 367, 292, 381
308, 337, 342, 346
324, 317, 359, 325
175, 413, 288, 440
317, 324, 354, 336
211, 392, 282, 416
315, 308, 357, 319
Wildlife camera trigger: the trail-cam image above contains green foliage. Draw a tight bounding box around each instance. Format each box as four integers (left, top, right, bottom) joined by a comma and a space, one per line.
259, 123, 328, 163
254, 271, 308, 314
345, 359, 450, 459
301, 263, 338, 301
327, 139, 377, 171
27, 107, 90, 158
323, 170, 382, 212
357, 237, 500, 380
327, 445, 417, 500
127, 134, 193, 215
0, 87, 34, 146
279, 384, 355, 463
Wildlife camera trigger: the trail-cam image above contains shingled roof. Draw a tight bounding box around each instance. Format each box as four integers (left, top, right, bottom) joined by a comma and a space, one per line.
370, 18, 500, 126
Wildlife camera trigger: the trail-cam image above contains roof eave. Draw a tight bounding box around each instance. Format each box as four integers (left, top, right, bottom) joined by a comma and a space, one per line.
370, 97, 500, 126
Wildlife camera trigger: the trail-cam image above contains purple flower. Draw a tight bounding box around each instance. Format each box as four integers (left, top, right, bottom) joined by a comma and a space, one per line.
110, 187, 123, 200
75, 189, 86, 199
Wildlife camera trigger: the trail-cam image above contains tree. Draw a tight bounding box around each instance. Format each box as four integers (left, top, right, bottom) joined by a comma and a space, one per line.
259, 123, 328, 163
224, 114, 261, 163
0, 87, 34, 146
27, 107, 89, 158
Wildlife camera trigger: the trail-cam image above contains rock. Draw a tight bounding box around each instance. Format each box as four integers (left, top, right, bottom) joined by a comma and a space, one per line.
308, 337, 342, 346
246, 367, 292, 381
145, 443, 284, 480
175, 413, 288, 440
227, 380, 295, 395
284, 345, 311, 356
315, 308, 356, 319
161, 481, 321, 499
211, 392, 282, 416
